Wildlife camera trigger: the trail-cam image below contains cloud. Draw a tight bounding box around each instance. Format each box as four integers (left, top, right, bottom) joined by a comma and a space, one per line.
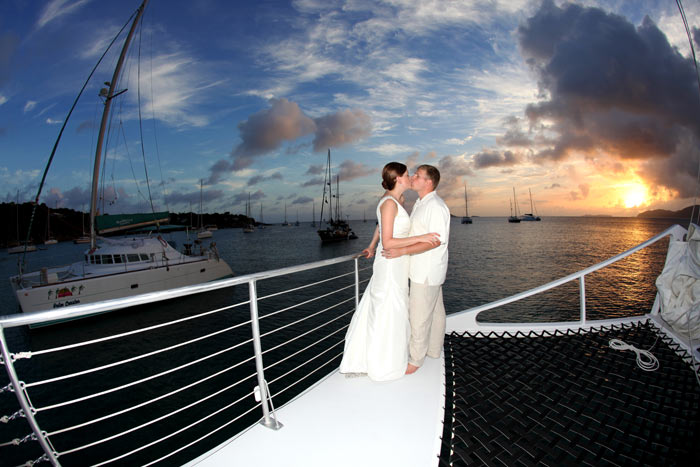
24, 101, 37, 113
292, 196, 313, 205
472, 149, 521, 169
306, 164, 324, 175
207, 98, 371, 184
438, 154, 473, 177
247, 172, 283, 186
46, 118, 62, 125
338, 160, 374, 181
544, 183, 561, 189
301, 176, 324, 188
36, 0, 91, 30
569, 183, 590, 201
312, 108, 371, 152
232, 190, 265, 205
76, 121, 94, 133
165, 188, 225, 207
512, 0, 700, 197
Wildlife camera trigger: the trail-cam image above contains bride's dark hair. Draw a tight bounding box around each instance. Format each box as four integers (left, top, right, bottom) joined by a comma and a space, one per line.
381, 162, 407, 190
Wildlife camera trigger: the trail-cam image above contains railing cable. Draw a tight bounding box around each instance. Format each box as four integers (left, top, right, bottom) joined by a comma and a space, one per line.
46, 356, 257, 436
259, 283, 355, 321
263, 310, 352, 361
91, 392, 260, 466
26, 319, 252, 388
35, 336, 254, 412
23, 300, 249, 358
257, 269, 356, 302
261, 297, 354, 339
58, 372, 258, 456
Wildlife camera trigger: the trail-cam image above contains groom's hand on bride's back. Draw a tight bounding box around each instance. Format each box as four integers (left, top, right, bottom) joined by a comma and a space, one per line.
381, 247, 402, 259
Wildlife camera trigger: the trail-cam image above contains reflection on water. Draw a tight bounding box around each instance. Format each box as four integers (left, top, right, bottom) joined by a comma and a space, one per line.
0, 216, 686, 464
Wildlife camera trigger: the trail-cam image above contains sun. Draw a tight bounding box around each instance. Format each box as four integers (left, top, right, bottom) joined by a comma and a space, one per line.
623, 184, 648, 208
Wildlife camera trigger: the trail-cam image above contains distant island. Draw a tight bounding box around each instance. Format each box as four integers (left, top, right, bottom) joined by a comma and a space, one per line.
636, 205, 700, 219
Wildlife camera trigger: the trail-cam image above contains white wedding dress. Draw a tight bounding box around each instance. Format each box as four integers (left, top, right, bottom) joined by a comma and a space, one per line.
339, 196, 411, 381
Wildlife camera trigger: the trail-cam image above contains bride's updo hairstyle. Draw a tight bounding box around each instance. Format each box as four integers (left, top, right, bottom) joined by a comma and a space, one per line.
381, 162, 408, 190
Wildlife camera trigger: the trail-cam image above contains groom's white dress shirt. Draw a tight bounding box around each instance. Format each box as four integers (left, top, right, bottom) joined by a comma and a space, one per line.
408, 191, 450, 285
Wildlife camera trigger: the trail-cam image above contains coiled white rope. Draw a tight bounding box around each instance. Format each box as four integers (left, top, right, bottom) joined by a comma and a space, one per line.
609, 338, 660, 372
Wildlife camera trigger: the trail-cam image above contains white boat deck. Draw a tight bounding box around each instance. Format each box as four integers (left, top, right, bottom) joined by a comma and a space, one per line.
190, 356, 445, 467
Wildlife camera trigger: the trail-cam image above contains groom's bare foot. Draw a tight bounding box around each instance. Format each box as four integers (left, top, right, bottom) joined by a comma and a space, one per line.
406, 364, 419, 375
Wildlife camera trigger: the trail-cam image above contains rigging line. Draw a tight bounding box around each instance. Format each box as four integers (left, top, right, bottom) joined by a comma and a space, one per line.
119, 120, 148, 203
19, 8, 139, 269
137, 23, 157, 220
147, 8, 169, 212
675, 0, 700, 228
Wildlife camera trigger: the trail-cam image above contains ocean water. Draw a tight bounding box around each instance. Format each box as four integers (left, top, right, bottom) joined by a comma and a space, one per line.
0, 216, 685, 465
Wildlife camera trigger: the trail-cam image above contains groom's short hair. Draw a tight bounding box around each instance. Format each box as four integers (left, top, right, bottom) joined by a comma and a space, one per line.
417, 164, 440, 189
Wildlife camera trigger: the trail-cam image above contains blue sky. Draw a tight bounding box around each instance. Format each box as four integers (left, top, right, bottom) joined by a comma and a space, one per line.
1, 0, 699, 222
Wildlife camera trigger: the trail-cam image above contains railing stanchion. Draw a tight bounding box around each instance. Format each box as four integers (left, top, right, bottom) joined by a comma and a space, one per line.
248, 280, 282, 430
0, 327, 61, 466
579, 276, 586, 324
354, 258, 360, 310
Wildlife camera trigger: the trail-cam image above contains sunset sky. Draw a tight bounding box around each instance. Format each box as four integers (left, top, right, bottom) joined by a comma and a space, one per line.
1, 0, 699, 222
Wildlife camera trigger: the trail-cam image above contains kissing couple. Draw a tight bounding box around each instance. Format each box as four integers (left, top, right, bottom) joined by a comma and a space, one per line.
340, 162, 450, 381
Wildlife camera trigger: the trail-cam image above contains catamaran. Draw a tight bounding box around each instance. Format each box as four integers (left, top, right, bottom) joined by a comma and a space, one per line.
521, 188, 542, 221
8, 0, 231, 319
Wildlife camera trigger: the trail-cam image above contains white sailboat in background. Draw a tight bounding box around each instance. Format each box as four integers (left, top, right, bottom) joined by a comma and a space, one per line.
258, 203, 266, 229
8, 193, 37, 254
508, 187, 521, 223
281, 202, 292, 226
9, 0, 231, 321
521, 188, 542, 221
197, 179, 213, 239
243, 193, 255, 233
44, 204, 58, 244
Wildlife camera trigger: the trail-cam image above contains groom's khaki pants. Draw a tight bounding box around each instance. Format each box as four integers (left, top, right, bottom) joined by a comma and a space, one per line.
408, 280, 446, 367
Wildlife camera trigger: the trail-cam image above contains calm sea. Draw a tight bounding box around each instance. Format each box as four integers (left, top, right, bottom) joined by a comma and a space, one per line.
0, 216, 686, 465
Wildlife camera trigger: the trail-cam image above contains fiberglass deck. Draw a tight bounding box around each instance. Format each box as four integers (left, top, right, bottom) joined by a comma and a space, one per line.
189, 355, 445, 467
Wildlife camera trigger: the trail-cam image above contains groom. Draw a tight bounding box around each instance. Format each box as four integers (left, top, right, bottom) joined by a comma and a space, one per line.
383, 164, 450, 374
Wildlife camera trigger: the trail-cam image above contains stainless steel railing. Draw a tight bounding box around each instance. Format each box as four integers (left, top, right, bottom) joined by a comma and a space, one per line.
1, 252, 368, 466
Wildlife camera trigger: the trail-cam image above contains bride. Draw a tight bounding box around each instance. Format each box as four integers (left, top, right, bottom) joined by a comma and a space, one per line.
339, 162, 440, 381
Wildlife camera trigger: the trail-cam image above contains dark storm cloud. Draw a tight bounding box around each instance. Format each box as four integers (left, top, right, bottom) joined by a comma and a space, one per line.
247, 172, 283, 186
472, 150, 520, 169
513, 0, 700, 196
206, 99, 371, 184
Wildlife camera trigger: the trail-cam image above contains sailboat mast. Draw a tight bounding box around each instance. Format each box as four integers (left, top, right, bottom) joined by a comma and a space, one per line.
512, 187, 519, 216
89, 0, 149, 249
529, 188, 534, 214
464, 183, 469, 217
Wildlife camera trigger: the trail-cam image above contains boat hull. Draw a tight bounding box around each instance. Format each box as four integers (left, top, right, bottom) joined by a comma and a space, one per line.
11, 258, 232, 324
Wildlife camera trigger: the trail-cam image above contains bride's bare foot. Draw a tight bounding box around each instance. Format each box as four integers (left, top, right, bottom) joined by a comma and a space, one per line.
406, 363, 419, 374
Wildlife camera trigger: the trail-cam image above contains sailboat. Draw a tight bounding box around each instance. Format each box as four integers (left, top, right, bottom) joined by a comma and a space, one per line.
317, 149, 354, 242
197, 179, 213, 239
521, 188, 542, 221
295, 210, 300, 227
243, 193, 255, 233
9, 0, 232, 319
73, 209, 90, 243
258, 203, 266, 229
281, 202, 291, 226
461, 183, 472, 224
44, 204, 58, 244
310, 201, 316, 227
508, 187, 521, 223
8, 194, 37, 254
